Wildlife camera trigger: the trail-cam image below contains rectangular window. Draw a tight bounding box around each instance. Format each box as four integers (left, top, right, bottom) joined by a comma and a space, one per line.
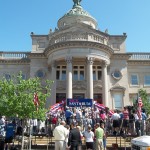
56, 93, 66, 103
73, 65, 85, 81
144, 75, 150, 86
113, 93, 123, 110
93, 66, 102, 81
131, 74, 138, 85
61, 71, 66, 80
93, 71, 96, 80
79, 71, 84, 80
94, 94, 102, 104
98, 71, 102, 80
56, 71, 60, 80
73, 71, 78, 80
56, 66, 66, 81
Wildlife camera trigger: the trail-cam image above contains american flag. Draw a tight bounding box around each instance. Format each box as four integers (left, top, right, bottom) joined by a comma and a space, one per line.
33, 92, 39, 111
94, 102, 114, 116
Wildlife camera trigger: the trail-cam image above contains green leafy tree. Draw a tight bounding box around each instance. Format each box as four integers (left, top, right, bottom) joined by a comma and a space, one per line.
139, 89, 150, 115
0, 73, 53, 149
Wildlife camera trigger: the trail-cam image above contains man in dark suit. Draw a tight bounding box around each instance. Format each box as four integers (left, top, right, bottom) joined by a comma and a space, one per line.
68, 123, 82, 150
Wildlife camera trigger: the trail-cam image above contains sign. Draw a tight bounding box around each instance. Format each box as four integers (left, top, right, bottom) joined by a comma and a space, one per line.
67, 98, 93, 107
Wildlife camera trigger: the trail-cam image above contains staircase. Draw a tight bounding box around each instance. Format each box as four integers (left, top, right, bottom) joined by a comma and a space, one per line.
14, 135, 132, 149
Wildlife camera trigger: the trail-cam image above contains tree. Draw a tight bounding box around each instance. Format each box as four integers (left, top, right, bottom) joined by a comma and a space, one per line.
0, 73, 53, 149
139, 89, 150, 115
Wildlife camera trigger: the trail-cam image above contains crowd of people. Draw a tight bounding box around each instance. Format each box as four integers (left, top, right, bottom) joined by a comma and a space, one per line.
0, 105, 150, 150
48, 106, 149, 150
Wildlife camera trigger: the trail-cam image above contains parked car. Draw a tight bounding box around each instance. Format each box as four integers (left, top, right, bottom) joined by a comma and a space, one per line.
131, 136, 150, 150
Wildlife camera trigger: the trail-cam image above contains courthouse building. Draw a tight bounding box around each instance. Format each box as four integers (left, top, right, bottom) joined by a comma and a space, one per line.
1, 0, 150, 109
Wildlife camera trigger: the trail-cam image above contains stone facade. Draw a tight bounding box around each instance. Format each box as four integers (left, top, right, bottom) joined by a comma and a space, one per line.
1, 1, 150, 109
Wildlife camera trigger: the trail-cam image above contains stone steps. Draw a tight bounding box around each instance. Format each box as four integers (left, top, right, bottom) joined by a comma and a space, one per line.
15, 136, 131, 148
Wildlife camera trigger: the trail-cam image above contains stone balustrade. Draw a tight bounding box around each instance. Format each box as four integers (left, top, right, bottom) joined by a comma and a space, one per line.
0, 52, 29, 59
49, 32, 108, 45
129, 53, 150, 60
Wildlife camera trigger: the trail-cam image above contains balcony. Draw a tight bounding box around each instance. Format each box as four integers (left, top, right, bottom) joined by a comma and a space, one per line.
129, 53, 150, 60
0, 52, 29, 60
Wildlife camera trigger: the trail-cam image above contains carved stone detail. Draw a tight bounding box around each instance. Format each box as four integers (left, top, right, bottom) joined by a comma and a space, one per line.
56, 81, 66, 90
66, 56, 72, 64
72, 81, 86, 90
86, 57, 95, 65
93, 81, 102, 89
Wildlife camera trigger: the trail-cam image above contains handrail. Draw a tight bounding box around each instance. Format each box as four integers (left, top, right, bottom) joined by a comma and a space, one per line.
0, 52, 29, 59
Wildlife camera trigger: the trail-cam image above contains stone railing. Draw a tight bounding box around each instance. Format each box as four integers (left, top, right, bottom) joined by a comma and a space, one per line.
129, 53, 150, 60
0, 52, 29, 59
49, 32, 108, 46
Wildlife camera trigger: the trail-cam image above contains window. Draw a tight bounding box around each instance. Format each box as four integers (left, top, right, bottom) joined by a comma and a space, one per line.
131, 74, 138, 86
73, 66, 85, 81
5, 74, 11, 81
56, 93, 66, 103
56, 66, 66, 80
113, 93, 123, 110
94, 94, 102, 104
35, 70, 45, 78
144, 75, 150, 86
112, 70, 122, 80
93, 66, 102, 80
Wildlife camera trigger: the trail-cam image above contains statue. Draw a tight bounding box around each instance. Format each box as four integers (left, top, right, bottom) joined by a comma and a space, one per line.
73, 0, 82, 6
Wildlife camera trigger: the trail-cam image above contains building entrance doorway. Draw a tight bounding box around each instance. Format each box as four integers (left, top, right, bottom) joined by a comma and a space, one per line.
73, 94, 84, 99
94, 94, 102, 104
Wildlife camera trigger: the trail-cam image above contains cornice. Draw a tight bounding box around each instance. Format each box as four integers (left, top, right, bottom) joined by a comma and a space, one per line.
28, 53, 47, 59
111, 53, 131, 60
44, 41, 114, 56
0, 59, 30, 64
127, 60, 150, 65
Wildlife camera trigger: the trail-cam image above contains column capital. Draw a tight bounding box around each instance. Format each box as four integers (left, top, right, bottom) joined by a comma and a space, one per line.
86, 57, 95, 65
102, 60, 108, 67
66, 56, 72, 64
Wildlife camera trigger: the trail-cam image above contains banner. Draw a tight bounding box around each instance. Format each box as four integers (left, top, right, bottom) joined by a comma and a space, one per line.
67, 98, 93, 107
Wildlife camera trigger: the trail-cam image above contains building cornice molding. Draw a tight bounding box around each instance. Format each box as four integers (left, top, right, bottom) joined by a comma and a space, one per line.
0, 59, 30, 64
28, 53, 47, 59
45, 41, 114, 56
111, 54, 131, 60
127, 60, 150, 65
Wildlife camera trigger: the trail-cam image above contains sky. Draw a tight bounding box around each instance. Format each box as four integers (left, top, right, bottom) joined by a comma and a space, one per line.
0, 0, 150, 52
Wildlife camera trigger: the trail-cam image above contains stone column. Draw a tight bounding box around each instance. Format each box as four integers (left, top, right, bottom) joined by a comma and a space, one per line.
51, 61, 57, 105
102, 61, 108, 107
66, 57, 72, 99
86, 57, 94, 99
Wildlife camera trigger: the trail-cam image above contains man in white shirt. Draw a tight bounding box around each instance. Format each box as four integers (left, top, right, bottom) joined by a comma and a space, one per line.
53, 121, 67, 150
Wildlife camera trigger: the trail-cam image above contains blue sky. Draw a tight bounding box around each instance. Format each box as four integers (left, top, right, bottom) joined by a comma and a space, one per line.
0, 0, 150, 52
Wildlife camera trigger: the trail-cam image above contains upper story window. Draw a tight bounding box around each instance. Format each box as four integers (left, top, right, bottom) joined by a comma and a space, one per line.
130, 74, 139, 86
112, 70, 122, 80
5, 74, 11, 81
73, 66, 85, 81
93, 66, 102, 80
56, 66, 66, 80
144, 75, 150, 86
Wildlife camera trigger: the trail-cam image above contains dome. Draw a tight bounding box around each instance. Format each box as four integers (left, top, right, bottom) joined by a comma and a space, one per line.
57, 0, 97, 29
